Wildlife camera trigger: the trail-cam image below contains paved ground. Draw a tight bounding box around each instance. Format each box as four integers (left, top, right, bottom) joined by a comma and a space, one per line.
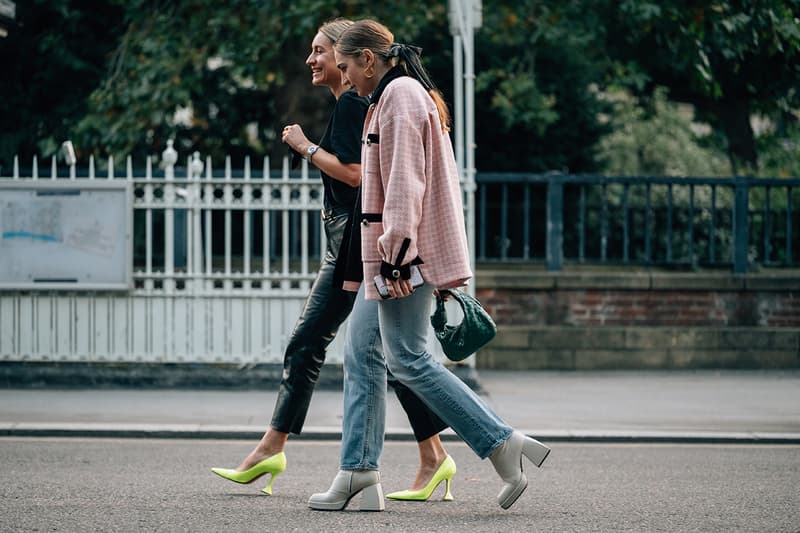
1, 370, 799, 442
1, 438, 798, 532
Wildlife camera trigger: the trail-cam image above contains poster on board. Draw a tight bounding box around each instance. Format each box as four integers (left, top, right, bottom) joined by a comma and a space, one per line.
0, 181, 132, 290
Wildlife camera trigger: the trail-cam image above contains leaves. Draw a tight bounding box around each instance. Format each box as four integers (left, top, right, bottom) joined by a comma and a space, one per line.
1, 0, 797, 177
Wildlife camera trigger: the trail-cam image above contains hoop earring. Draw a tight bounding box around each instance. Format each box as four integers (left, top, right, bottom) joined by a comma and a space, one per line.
364, 66, 374, 79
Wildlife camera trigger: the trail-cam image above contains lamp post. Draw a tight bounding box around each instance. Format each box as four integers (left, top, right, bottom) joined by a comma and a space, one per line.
449, 0, 482, 281
448, 1, 483, 374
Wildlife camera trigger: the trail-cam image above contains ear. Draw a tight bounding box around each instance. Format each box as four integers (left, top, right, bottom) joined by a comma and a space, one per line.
361, 48, 375, 67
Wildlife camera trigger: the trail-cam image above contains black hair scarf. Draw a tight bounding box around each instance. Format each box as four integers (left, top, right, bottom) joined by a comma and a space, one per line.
387, 43, 435, 92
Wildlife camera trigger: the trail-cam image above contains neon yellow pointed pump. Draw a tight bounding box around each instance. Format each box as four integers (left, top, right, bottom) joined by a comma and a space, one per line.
211, 452, 287, 495
385, 455, 456, 501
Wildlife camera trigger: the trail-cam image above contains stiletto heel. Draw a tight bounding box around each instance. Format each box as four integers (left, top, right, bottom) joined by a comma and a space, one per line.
490, 431, 550, 510
308, 470, 385, 511
211, 452, 287, 495
442, 477, 454, 502
385, 455, 457, 502
260, 471, 281, 496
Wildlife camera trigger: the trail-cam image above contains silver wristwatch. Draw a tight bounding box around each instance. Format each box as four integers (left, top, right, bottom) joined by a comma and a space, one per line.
304, 144, 319, 161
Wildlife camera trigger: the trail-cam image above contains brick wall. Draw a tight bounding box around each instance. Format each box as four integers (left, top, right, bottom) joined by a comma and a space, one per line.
477, 289, 800, 327
473, 267, 800, 369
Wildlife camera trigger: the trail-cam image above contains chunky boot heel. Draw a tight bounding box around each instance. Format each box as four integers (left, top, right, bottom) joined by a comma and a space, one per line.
308, 470, 385, 511
522, 436, 551, 468
490, 431, 550, 510
358, 482, 385, 511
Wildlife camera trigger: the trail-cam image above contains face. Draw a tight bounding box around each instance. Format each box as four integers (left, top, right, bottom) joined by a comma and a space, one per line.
306, 32, 342, 88
335, 49, 373, 97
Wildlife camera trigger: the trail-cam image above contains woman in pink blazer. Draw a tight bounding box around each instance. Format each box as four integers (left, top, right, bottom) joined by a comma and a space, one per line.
308, 19, 551, 512
210, 18, 454, 502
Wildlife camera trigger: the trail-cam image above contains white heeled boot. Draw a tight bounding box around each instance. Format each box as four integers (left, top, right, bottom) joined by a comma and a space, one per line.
308, 470, 385, 511
489, 431, 550, 510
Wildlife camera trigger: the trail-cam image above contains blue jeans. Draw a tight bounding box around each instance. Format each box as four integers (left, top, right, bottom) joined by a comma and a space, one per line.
339, 286, 386, 470
339, 284, 512, 470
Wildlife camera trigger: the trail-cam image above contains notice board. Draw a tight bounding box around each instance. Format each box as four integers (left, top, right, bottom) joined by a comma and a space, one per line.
0, 181, 132, 290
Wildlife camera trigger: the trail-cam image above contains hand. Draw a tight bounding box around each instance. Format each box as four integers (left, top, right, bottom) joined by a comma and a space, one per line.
433, 289, 452, 301
281, 124, 310, 152
385, 277, 414, 299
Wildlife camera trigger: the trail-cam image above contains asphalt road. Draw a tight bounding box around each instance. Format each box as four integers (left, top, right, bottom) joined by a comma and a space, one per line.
1, 438, 798, 532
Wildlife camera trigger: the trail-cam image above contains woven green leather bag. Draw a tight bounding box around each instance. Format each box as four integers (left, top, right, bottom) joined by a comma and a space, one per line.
430, 289, 497, 361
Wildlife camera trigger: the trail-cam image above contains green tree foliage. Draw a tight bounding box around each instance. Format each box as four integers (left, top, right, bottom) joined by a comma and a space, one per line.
757, 121, 800, 177
597, 87, 731, 176
475, 1, 610, 172
599, 0, 800, 173
0, 0, 125, 167
1, 0, 797, 178
72, 0, 449, 165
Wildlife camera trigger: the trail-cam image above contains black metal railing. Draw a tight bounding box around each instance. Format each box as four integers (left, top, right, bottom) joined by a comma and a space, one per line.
475, 174, 800, 272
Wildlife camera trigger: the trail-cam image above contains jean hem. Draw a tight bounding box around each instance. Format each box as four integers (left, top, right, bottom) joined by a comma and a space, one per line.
339, 465, 379, 471
480, 428, 514, 460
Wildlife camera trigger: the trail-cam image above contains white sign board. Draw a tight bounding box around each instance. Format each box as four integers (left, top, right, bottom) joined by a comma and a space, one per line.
0, 181, 132, 290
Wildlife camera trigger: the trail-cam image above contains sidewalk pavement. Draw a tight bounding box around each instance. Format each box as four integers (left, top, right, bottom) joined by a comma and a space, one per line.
1, 370, 799, 443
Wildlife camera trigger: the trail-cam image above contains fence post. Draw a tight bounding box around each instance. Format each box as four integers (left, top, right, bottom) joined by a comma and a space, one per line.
733, 175, 749, 274
546, 175, 563, 271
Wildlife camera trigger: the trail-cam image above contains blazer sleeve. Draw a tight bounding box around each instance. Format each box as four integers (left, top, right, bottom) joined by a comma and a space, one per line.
376, 109, 429, 276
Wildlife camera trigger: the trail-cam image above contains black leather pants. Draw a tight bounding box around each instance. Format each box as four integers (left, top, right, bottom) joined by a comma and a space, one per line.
270, 210, 447, 441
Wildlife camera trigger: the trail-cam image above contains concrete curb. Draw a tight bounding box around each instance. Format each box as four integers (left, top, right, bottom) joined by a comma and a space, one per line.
2, 424, 798, 444
0, 362, 484, 392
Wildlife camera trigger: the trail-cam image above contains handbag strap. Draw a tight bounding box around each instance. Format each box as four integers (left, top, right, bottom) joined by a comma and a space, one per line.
442, 289, 469, 312
430, 290, 450, 330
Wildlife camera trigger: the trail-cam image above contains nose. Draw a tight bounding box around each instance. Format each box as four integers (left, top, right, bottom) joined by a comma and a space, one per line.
306, 53, 314, 66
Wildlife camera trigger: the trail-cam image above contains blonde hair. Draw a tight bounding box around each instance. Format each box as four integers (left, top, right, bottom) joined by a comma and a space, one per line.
336, 19, 451, 132
319, 18, 353, 45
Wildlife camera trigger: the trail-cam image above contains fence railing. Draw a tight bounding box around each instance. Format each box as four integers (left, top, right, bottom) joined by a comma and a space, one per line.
4, 157, 799, 278
0, 152, 331, 363
476, 173, 800, 272
3, 151, 329, 296
3, 151, 798, 364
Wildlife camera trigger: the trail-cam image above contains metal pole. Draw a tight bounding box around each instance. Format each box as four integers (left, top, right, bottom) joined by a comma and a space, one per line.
464, 0, 477, 281
453, 32, 465, 179
733, 175, 749, 273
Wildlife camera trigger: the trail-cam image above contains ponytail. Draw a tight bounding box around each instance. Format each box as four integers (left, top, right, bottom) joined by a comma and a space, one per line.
388, 43, 451, 132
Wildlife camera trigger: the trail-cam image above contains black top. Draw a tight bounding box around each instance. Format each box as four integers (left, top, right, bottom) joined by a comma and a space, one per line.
318, 88, 368, 211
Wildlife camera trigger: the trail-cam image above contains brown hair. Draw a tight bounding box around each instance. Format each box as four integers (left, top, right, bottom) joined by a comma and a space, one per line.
336, 19, 451, 132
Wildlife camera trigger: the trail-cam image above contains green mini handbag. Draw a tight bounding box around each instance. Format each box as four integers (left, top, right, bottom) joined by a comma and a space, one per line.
430, 289, 497, 361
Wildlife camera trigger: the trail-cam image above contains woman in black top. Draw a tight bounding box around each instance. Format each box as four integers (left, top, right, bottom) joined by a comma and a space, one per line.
211, 18, 453, 501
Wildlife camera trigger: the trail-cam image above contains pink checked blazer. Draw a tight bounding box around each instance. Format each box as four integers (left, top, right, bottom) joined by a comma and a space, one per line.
360, 76, 472, 300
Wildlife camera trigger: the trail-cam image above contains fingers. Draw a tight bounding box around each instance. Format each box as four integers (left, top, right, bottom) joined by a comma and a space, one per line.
280, 124, 293, 144
281, 124, 304, 146
386, 278, 414, 299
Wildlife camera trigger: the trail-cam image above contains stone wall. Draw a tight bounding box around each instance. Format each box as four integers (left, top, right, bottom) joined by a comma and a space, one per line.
474, 266, 800, 370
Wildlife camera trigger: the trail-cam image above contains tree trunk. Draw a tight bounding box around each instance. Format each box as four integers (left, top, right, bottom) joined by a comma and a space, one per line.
715, 96, 758, 174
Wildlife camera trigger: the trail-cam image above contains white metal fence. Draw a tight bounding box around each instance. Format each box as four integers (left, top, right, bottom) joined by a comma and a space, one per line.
1, 147, 343, 364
